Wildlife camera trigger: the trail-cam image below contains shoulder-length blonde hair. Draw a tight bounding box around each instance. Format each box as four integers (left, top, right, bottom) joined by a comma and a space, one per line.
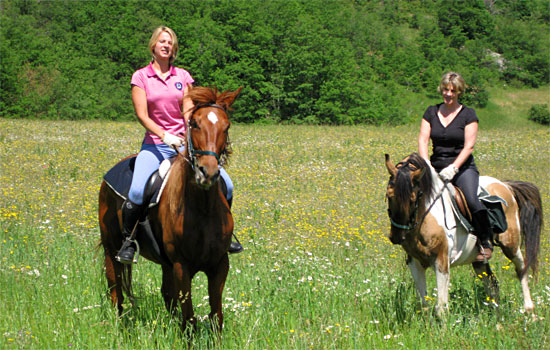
437, 72, 466, 96
148, 26, 179, 64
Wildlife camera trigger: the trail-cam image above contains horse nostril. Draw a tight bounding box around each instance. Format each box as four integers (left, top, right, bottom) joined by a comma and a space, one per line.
198, 166, 208, 178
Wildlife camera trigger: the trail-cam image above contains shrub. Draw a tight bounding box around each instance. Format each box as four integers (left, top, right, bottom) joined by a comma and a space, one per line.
528, 104, 550, 125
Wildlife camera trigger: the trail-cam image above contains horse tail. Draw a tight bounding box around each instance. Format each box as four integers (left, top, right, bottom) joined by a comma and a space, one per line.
505, 180, 544, 277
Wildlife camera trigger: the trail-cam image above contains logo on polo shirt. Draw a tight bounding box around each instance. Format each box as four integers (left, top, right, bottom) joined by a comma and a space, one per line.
175, 82, 183, 90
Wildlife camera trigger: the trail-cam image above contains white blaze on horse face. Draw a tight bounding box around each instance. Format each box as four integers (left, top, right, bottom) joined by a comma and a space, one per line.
207, 111, 218, 125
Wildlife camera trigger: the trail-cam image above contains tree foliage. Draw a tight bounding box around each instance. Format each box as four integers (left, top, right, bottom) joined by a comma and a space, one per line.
1, 0, 548, 124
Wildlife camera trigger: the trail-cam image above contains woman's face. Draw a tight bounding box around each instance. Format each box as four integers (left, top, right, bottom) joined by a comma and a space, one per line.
153, 31, 173, 62
441, 83, 459, 105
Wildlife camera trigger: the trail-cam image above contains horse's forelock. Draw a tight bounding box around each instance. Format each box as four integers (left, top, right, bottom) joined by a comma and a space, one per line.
394, 167, 413, 212
392, 152, 434, 211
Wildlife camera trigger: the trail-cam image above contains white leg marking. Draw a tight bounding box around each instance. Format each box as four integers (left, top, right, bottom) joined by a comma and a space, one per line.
435, 264, 450, 316
512, 250, 534, 312
408, 259, 427, 306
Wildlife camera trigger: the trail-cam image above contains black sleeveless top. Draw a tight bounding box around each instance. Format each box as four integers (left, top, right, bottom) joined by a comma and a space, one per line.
422, 103, 478, 172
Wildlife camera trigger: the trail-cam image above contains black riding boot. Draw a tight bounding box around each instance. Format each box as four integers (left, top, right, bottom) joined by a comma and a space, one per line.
472, 209, 493, 262
226, 197, 244, 254
116, 200, 143, 264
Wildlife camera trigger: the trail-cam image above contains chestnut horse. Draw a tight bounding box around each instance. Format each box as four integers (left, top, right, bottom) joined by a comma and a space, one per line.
385, 152, 543, 316
99, 86, 241, 334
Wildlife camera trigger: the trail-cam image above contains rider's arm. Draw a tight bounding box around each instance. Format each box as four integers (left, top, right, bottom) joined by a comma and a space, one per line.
132, 85, 166, 139
452, 121, 478, 169
418, 118, 431, 161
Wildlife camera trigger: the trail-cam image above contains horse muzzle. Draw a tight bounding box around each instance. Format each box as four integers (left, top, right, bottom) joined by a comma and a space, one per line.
194, 163, 220, 189
389, 229, 404, 245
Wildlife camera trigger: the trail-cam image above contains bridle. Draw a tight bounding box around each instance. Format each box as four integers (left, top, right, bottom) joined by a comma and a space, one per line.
387, 161, 446, 233
185, 103, 228, 167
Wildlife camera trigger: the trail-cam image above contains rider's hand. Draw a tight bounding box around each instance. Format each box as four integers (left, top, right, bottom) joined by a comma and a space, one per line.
439, 164, 458, 182
162, 132, 184, 148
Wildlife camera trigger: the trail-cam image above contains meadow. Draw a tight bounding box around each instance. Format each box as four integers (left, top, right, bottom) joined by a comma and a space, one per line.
1, 87, 549, 349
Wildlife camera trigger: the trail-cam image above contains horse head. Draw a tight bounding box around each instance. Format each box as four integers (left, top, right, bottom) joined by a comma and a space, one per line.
186, 87, 242, 188
385, 153, 431, 244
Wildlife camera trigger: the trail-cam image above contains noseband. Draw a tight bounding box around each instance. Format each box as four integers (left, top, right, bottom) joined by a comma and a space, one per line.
387, 177, 423, 231
186, 103, 227, 165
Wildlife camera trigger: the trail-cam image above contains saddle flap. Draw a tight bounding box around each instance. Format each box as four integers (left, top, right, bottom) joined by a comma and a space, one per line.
453, 186, 472, 222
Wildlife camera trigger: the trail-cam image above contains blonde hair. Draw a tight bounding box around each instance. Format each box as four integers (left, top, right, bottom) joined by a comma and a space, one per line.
148, 26, 179, 64
437, 72, 466, 96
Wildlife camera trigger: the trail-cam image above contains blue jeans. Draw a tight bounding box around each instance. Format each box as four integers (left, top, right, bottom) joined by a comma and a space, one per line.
128, 143, 233, 205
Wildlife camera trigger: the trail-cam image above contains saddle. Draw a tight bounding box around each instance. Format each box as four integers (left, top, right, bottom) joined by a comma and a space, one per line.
450, 185, 508, 235
452, 186, 472, 222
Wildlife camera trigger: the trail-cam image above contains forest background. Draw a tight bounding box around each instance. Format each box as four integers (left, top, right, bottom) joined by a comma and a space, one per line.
1, 0, 549, 125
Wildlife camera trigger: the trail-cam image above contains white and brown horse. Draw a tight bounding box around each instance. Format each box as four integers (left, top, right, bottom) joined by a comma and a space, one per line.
385, 152, 543, 315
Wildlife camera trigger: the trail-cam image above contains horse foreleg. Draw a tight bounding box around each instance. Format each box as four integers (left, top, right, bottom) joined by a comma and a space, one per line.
509, 249, 534, 313
206, 254, 229, 336
472, 261, 500, 306
173, 261, 195, 331
407, 257, 428, 310
434, 255, 450, 317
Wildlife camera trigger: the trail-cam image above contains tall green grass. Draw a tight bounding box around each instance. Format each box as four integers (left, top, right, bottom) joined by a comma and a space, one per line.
1, 87, 549, 349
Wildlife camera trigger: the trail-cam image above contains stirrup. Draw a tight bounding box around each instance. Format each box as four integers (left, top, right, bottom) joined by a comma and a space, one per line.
475, 243, 493, 263
228, 233, 244, 254
116, 238, 140, 264
228, 241, 244, 254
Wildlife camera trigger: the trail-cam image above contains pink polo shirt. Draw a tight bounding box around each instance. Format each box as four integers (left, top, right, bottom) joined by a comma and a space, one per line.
131, 63, 194, 144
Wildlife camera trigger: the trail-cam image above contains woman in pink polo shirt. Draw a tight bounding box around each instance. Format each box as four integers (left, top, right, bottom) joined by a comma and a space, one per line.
116, 26, 242, 264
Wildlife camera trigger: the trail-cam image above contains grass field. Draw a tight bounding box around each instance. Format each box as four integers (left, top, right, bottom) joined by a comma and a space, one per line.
1, 86, 549, 349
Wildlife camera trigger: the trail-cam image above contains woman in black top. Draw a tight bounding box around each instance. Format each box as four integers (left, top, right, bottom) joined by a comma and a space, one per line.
418, 72, 493, 261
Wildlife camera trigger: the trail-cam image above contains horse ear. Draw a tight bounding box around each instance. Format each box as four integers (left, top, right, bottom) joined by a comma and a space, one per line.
385, 154, 397, 177
219, 87, 243, 110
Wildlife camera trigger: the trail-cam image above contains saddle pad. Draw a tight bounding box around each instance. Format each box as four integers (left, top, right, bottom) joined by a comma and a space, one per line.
103, 157, 135, 200
103, 156, 168, 207
479, 187, 508, 234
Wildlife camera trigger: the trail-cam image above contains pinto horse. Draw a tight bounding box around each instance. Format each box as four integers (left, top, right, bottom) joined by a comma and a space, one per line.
385, 152, 543, 315
99, 86, 242, 334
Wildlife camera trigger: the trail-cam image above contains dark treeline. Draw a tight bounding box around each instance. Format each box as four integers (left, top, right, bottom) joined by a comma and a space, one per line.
1, 0, 548, 124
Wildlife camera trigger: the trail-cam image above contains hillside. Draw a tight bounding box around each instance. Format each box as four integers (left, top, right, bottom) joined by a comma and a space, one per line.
1, 0, 548, 124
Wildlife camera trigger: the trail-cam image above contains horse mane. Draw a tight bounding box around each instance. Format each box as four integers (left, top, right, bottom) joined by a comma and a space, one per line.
393, 152, 433, 212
